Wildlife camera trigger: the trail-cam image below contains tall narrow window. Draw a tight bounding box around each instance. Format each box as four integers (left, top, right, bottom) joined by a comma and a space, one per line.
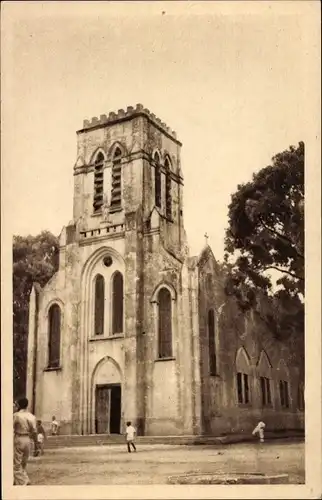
279, 380, 289, 408
236, 347, 251, 405
93, 152, 104, 213
165, 158, 172, 219
260, 376, 272, 406
237, 373, 249, 404
158, 287, 172, 358
112, 271, 123, 334
94, 274, 105, 335
297, 383, 304, 411
208, 309, 216, 375
110, 147, 122, 212
48, 304, 61, 368
154, 152, 161, 208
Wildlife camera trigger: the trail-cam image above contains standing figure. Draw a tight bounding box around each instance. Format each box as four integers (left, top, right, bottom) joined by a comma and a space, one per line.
13, 397, 37, 485
34, 420, 46, 456
252, 421, 266, 443
51, 416, 60, 436
125, 421, 137, 453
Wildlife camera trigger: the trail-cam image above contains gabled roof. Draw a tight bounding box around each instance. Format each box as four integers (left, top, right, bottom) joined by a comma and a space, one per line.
197, 244, 217, 268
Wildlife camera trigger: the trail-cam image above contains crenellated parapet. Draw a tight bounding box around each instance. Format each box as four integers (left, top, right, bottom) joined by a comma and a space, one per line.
79, 103, 179, 143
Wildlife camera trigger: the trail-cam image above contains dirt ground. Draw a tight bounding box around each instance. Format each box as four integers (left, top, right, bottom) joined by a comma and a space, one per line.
27, 439, 304, 485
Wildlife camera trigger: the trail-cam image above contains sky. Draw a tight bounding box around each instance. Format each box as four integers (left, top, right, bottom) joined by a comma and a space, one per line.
2, 1, 319, 259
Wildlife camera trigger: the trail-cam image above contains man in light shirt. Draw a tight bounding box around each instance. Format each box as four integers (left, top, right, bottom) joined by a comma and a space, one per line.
13, 397, 37, 485
125, 421, 137, 453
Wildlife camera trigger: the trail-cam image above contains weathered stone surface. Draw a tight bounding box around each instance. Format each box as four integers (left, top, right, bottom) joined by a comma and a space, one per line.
27, 105, 304, 438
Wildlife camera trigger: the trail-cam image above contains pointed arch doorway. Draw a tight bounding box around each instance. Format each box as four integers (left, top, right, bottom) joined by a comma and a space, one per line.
95, 383, 121, 434
92, 356, 123, 435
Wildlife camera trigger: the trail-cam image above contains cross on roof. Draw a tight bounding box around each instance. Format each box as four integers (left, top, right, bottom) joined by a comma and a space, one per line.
204, 232, 209, 245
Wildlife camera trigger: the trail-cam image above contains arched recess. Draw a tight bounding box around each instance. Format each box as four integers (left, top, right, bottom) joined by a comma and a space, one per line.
235, 347, 251, 404
151, 282, 177, 360
79, 246, 125, 434
93, 151, 105, 213
111, 271, 124, 334
94, 273, 105, 335
90, 356, 123, 435
151, 281, 177, 303
153, 150, 162, 208
47, 303, 62, 369
236, 346, 251, 374
164, 156, 172, 219
108, 141, 127, 160
110, 144, 124, 211
257, 350, 273, 407
89, 147, 107, 165
208, 309, 217, 376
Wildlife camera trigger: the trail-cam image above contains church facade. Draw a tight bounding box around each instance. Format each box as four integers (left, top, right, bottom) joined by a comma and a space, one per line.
26, 104, 304, 436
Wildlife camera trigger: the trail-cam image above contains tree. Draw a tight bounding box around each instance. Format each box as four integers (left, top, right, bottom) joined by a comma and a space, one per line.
13, 231, 59, 398
224, 142, 304, 338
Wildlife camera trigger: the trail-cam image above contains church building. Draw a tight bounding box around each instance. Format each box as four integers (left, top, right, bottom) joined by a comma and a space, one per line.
26, 104, 304, 436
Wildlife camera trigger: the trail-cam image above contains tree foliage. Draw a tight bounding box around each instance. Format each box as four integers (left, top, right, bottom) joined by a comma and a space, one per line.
13, 231, 59, 398
224, 142, 304, 339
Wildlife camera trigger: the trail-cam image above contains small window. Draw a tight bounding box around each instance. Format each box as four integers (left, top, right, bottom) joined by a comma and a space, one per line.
260, 376, 272, 406
208, 309, 216, 375
112, 271, 124, 334
279, 380, 289, 409
237, 372, 250, 404
94, 274, 105, 335
48, 304, 61, 368
158, 287, 172, 358
93, 152, 104, 213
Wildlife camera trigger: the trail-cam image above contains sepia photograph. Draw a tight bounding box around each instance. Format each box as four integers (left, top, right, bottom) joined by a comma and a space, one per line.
1, 1, 321, 498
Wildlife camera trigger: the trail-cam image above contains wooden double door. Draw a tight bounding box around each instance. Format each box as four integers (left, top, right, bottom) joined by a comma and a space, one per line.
95, 384, 121, 434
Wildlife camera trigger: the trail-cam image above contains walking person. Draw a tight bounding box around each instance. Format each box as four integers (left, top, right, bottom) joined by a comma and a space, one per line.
51, 416, 60, 436
252, 421, 266, 443
125, 421, 137, 453
34, 420, 46, 456
13, 397, 37, 486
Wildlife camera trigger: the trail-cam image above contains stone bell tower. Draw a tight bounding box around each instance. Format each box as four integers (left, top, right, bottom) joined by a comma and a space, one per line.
70, 104, 190, 436
72, 103, 185, 255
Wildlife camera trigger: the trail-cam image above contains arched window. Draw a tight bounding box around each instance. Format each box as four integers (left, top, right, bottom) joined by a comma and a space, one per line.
236, 347, 251, 405
165, 158, 172, 219
158, 287, 172, 358
93, 152, 104, 213
257, 350, 272, 407
154, 152, 161, 208
48, 304, 61, 368
94, 274, 105, 335
110, 147, 122, 212
208, 309, 217, 375
112, 271, 124, 334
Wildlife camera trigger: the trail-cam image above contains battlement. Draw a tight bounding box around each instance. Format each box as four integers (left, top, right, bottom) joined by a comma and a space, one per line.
78, 103, 180, 143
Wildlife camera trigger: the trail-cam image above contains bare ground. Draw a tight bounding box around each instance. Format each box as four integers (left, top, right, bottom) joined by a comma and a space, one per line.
27, 439, 305, 485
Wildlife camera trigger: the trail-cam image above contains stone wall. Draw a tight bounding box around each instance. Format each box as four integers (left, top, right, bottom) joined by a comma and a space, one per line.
196, 246, 305, 436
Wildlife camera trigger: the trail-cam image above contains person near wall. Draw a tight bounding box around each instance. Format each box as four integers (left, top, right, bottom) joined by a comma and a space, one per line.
252, 421, 266, 443
125, 421, 137, 453
13, 397, 37, 485
51, 416, 60, 436
34, 420, 46, 456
